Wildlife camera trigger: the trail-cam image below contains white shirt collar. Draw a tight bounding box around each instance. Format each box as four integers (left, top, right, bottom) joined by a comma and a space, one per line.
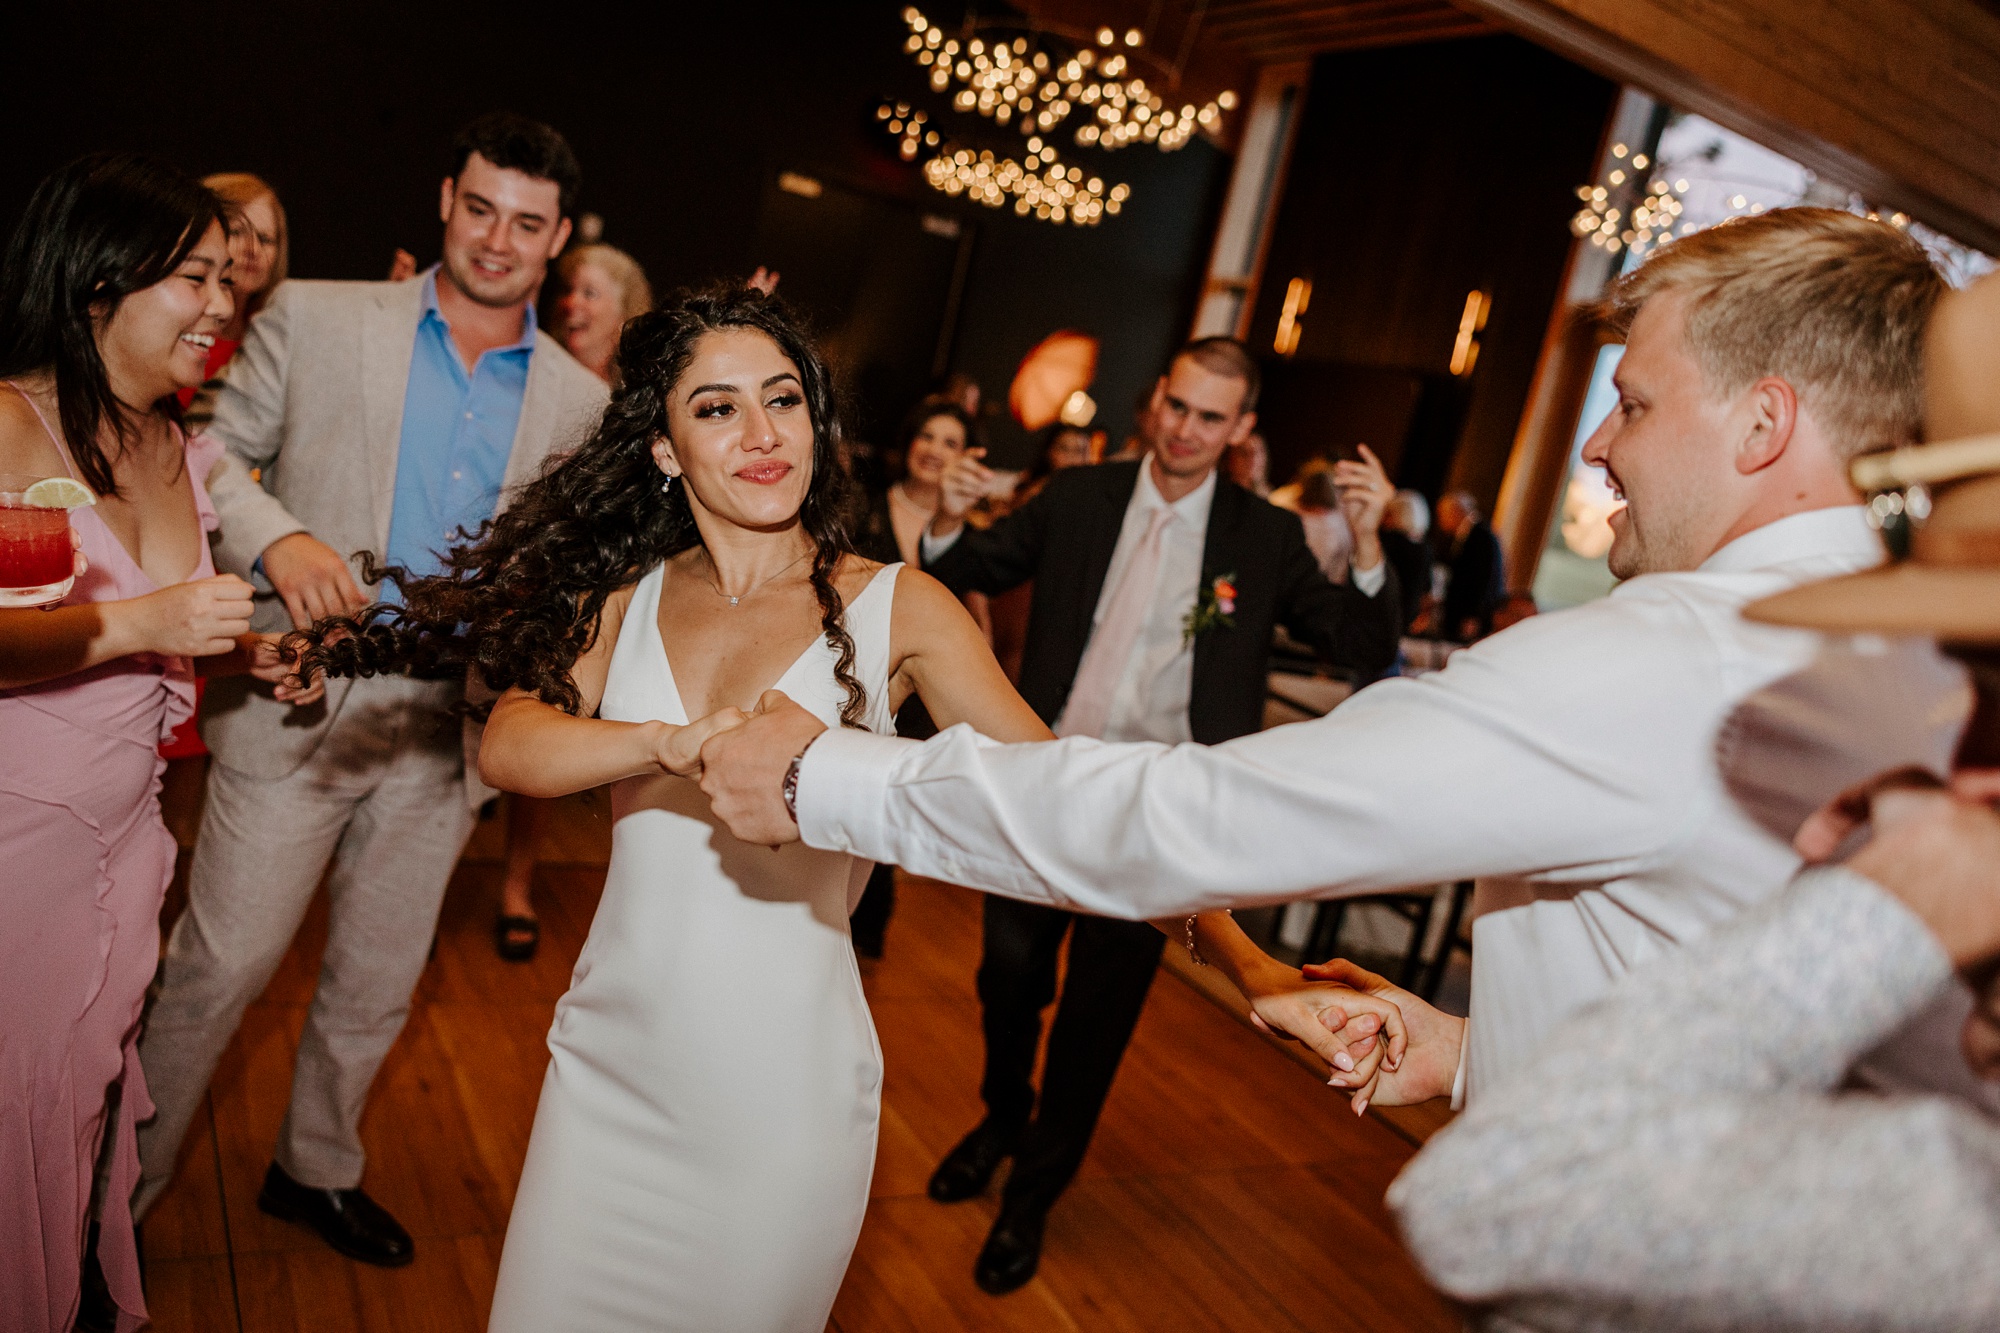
1697, 505, 1881, 575
1134, 457, 1217, 529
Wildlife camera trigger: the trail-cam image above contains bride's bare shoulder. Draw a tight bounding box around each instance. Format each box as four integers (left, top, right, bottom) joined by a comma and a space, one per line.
832, 553, 887, 603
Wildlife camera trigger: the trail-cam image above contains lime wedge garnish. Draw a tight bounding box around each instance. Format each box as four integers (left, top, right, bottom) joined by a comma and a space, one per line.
23, 477, 95, 509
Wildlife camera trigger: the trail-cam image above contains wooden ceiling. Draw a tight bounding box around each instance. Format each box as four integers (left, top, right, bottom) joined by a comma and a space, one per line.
1200, 0, 1495, 63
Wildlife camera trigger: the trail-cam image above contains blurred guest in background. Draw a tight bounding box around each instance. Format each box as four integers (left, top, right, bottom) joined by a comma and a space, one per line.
134, 114, 606, 1269
1435, 489, 1505, 641
849, 395, 982, 957
1223, 429, 1269, 497
1285, 460, 1357, 585
0, 153, 314, 1333
180, 173, 287, 432
990, 424, 1100, 684
550, 242, 654, 385
1380, 488, 1433, 632
908, 337, 1398, 1294
937, 369, 982, 420
1107, 384, 1153, 461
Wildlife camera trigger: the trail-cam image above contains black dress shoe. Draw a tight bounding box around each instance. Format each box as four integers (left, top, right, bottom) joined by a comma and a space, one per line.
974, 1200, 1047, 1295
928, 1120, 1017, 1203
257, 1162, 414, 1267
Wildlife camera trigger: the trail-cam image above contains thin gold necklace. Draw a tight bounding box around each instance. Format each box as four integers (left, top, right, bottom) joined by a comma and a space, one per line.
700, 547, 813, 607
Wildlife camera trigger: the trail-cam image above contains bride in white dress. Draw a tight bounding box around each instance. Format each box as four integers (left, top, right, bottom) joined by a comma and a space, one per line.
288, 287, 1048, 1331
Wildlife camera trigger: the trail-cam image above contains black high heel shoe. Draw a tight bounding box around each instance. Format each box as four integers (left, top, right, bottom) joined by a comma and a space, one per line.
495, 913, 540, 962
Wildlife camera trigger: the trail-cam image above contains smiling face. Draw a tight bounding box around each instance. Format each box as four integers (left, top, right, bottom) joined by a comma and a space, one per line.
904, 411, 967, 486
653, 328, 817, 533
96, 219, 234, 404
1581, 293, 1748, 579
1147, 353, 1256, 485
438, 152, 572, 311
227, 192, 282, 299
557, 260, 626, 371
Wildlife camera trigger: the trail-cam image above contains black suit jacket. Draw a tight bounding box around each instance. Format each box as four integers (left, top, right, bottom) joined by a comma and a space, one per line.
924, 460, 1400, 745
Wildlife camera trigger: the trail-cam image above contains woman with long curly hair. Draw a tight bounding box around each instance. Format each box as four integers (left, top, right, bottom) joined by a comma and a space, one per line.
289, 285, 1048, 1331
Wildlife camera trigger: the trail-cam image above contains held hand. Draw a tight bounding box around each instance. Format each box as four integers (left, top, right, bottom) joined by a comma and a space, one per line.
261, 532, 369, 630
932, 448, 993, 535
1845, 780, 2000, 971
132, 574, 256, 657
1333, 445, 1391, 572
70, 526, 88, 581
698, 690, 828, 845
654, 707, 750, 779
243, 632, 326, 705
1297, 957, 1465, 1115
1236, 959, 1407, 1087
1794, 765, 1946, 862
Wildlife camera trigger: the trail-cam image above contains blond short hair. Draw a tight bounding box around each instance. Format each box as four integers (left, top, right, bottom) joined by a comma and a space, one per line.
203, 172, 288, 297
1605, 207, 1944, 457
555, 243, 654, 324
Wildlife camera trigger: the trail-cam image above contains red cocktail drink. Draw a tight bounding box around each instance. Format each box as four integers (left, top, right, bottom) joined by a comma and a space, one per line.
0, 488, 75, 607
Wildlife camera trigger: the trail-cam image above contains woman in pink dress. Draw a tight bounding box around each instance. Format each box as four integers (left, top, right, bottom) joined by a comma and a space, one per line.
0, 154, 320, 1332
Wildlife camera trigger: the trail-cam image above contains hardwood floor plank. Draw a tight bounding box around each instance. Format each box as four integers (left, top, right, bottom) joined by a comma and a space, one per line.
139, 1255, 238, 1333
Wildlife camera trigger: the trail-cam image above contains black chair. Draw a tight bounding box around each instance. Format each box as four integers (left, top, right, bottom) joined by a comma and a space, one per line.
1300, 881, 1472, 1003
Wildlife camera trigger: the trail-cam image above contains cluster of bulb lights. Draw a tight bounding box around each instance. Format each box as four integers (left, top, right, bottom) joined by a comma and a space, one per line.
900, 7, 1234, 153
1571, 144, 1688, 256
881, 103, 1125, 225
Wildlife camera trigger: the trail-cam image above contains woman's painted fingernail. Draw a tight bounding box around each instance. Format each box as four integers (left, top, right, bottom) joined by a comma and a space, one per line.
1333, 1051, 1356, 1072
1354, 1097, 1369, 1116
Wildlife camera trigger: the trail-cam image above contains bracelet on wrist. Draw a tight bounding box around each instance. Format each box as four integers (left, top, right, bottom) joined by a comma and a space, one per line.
1183, 909, 1231, 967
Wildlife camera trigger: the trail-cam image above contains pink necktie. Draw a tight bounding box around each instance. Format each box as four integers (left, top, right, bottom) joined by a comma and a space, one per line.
1058, 506, 1176, 739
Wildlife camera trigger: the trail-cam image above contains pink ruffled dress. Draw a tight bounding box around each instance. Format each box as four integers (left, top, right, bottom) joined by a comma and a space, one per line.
0, 385, 221, 1333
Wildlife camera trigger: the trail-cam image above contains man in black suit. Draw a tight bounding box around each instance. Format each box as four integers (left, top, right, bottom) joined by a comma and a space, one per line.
1436, 490, 1507, 641
916, 337, 1401, 1293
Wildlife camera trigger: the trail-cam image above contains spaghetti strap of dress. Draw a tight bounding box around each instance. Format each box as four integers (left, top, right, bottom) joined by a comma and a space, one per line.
2, 379, 81, 480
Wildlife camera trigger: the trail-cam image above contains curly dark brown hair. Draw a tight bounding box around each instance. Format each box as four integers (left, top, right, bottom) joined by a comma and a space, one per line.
285, 284, 869, 726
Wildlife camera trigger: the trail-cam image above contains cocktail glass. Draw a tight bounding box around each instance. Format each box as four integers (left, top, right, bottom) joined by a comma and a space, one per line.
0, 472, 80, 608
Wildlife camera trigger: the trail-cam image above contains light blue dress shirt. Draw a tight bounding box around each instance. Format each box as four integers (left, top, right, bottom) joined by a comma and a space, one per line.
381, 268, 534, 603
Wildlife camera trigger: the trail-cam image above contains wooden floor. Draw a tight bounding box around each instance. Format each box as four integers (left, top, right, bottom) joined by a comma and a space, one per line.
143, 767, 1458, 1332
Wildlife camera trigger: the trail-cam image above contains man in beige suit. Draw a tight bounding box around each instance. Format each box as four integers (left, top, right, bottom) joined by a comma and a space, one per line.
136, 114, 608, 1265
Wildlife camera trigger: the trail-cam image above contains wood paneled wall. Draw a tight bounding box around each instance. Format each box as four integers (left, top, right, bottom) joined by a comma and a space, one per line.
1460, 0, 2000, 253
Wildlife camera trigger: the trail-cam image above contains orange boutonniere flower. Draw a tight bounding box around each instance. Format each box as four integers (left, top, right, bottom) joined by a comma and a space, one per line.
1183, 572, 1239, 646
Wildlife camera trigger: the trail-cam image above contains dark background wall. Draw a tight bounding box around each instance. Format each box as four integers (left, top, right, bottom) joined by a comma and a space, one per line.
1248, 36, 1615, 506
2, 1, 1226, 466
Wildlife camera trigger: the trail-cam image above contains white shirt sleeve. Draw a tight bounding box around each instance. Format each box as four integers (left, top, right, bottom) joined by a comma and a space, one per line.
796, 589, 1717, 917
917, 523, 964, 565
1350, 560, 1387, 598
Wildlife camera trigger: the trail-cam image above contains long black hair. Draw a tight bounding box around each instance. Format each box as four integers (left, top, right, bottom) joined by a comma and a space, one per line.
0, 152, 223, 499
287, 284, 871, 726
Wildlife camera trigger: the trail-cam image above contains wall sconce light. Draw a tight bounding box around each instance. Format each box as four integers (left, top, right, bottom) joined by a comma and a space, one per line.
1274, 276, 1312, 357
1450, 289, 1491, 377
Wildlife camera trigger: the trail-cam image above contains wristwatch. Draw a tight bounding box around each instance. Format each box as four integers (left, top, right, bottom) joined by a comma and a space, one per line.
781, 744, 812, 824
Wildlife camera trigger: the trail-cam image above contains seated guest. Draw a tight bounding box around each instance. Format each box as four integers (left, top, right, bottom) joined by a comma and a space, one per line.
550, 241, 654, 385
906, 336, 1399, 1293
1223, 429, 1269, 496
1394, 412, 2000, 1328
1380, 488, 1433, 631
848, 394, 983, 957
1434, 489, 1505, 640
1290, 458, 1358, 585
0, 154, 315, 1333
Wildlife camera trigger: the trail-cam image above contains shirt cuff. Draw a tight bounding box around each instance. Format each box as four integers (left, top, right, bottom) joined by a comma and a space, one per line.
918, 524, 964, 565
794, 726, 916, 859
1449, 1020, 1470, 1111
1350, 560, 1387, 598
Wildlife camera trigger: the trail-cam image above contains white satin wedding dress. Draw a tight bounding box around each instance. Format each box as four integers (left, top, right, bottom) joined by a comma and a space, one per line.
488, 562, 901, 1333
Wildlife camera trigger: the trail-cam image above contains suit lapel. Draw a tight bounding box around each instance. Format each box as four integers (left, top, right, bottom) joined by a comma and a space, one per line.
504, 332, 564, 499
1190, 479, 1250, 706
1073, 463, 1141, 635
362, 279, 426, 556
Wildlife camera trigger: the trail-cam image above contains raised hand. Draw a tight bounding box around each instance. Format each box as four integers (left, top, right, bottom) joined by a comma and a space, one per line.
930, 447, 993, 540
1298, 957, 1465, 1115
1333, 444, 1392, 569
699, 689, 829, 845
130, 574, 256, 657
261, 531, 369, 630
655, 706, 750, 779
388, 248, 419, 282
745, 266, 781, 296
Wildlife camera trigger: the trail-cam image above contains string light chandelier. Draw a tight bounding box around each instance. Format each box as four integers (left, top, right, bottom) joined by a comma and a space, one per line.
1570, 143, 1687, 257
885, 6, 1236, 227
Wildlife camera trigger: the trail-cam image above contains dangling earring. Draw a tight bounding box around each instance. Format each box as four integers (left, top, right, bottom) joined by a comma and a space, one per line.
662, 474, 675, 493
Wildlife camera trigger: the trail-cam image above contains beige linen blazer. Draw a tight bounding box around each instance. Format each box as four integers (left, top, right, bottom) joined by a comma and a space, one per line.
200, 276, 609, 805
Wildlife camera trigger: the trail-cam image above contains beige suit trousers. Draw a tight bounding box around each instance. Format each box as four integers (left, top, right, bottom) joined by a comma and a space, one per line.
136, 675, 475, 1209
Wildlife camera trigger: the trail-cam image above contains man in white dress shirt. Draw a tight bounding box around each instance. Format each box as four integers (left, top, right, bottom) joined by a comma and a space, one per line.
701, 207, 1958, 1114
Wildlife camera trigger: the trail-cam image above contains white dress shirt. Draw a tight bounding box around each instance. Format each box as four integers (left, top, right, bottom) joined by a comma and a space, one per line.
802, 507, 1970, 1104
